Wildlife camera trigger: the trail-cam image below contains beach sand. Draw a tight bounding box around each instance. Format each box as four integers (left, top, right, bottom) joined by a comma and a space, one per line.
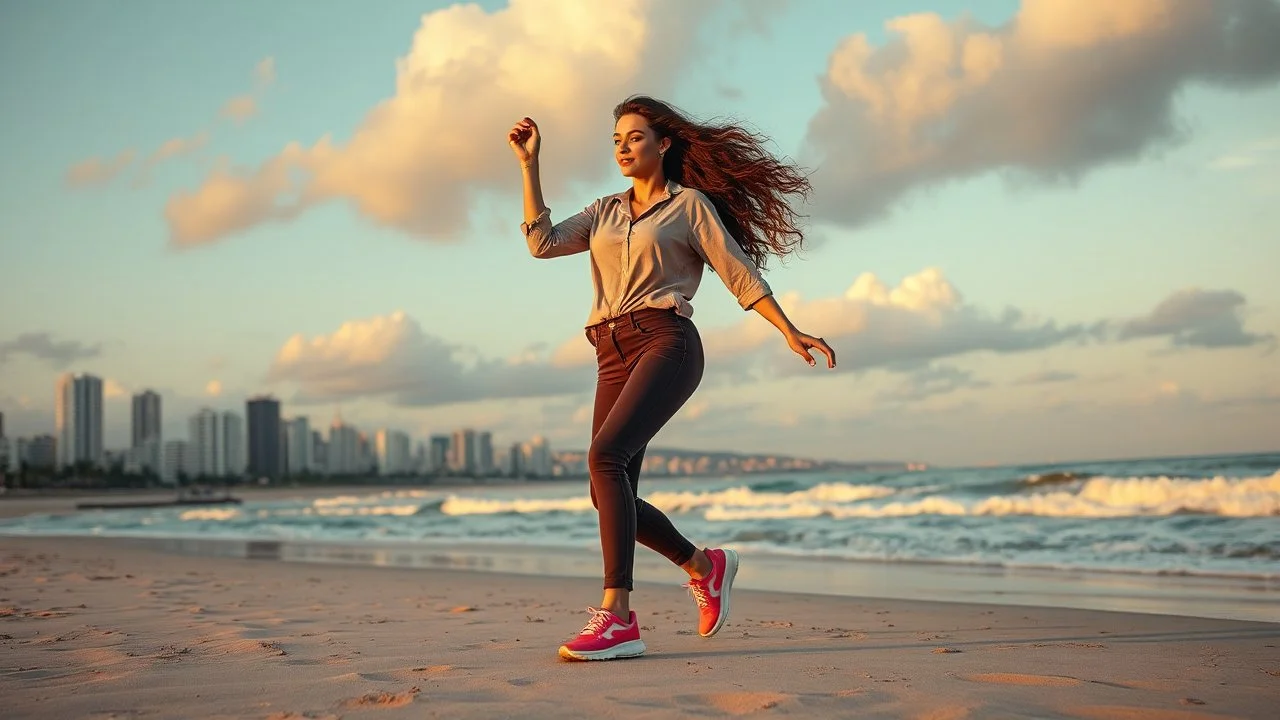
2, 537, 1277, 719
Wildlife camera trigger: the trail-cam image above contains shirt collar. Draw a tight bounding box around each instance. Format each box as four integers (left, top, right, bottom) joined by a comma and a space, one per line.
608, 179, 685, 208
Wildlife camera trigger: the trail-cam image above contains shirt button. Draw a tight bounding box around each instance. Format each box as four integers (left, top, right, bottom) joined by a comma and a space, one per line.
608, 321, 616, 329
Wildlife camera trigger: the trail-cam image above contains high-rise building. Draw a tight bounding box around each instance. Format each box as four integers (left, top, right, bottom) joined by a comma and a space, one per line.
56, 373, 103, 471
429, 435, 450, 475
311, 430, 327, 476
285, 417, 312, 476
451, 429, 477, 475
357, 432, 373, 474
131, 390, 161, 447
246, 396, 281, 480
508, 441, 525, 477
478, 431, 494, 476
162, 440, 192, 484
189, 408, 224, 477
25, 435, 57, 470
375, 428, 411, 476
221, 412, 245, 476
328, 417, 359, 476
0, 409, 5, 438
526, 435, 552, 477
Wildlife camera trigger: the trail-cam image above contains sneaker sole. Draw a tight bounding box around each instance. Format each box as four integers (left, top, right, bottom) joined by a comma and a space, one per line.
558, 639, 647, 661
702, 549, 739, 638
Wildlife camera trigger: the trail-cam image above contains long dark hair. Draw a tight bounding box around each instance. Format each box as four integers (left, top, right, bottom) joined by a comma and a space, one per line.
612, 95, 811, 271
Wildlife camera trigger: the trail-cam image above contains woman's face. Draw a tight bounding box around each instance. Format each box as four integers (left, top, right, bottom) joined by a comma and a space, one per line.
613, 113, 668, 178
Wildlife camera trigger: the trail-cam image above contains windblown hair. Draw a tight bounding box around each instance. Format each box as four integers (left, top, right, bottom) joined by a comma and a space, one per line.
613, 95, 812, 271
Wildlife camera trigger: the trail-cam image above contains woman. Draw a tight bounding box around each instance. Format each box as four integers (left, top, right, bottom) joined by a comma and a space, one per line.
508, 96, 835, 662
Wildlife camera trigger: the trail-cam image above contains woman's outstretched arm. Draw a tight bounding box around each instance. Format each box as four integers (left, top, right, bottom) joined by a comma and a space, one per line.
750, 295, 836, 369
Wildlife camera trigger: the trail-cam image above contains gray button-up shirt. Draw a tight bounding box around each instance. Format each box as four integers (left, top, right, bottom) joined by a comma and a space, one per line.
523, 180, 772, 327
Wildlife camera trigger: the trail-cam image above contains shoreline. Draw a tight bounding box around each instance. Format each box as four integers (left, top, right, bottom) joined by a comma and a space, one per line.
4, 532, 1274, 625
1, 485, 1276, 625
3, 535, 1278, 719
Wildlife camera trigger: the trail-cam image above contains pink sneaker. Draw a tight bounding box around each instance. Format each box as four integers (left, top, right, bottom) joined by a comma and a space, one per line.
558, 607, 646, 661
685, 548, 738, 637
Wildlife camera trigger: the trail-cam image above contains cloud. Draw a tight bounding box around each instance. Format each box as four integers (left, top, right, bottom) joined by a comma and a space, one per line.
877, 364, 990, 403
219, 57, 275, 125
66, 150, 135, 188
267, 310, 592, 407
1118, 288, 1273, 348
1209, 135, 1280, 171
1013, 369, 1079, 385
219, 56, 275, 125
726, 0, 792, 38
690, 267, 1095, 378
103, 379, 129, 399
67, 56, 273, 189
254, 56, 276, 87
164, 148, 310, 245
221, 95, 258, 124
0, 333, 102, 368
805, 0, 1280, 226
551, 267, 1101, 382
164, 0, 712, 247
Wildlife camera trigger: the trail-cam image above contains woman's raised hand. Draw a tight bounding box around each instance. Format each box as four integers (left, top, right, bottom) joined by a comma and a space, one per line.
508, 117, 540, 165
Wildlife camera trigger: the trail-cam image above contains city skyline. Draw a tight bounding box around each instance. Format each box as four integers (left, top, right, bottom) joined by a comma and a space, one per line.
2, 373, 570, 480
2, 1, 1278, 466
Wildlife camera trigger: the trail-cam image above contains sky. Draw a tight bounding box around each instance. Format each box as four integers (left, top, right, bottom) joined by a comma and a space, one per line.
1, 0, 1278, 467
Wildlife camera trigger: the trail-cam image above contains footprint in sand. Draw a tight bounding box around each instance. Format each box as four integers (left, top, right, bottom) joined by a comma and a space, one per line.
338, 686, 421, 710
673, 692, 793, 716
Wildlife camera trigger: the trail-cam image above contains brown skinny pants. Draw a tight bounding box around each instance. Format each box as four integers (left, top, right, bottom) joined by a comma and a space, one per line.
586, 307, 702, 590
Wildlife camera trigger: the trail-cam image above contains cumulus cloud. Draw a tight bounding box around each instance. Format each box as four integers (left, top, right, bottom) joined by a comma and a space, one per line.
549, 267, 1097, 382
267, 310, 592, 407
1118, 288, 1273, 348
805, 0, 1280, 226
164, 0, 711, 247
164, 149, 310, 244
66, 150, 135, 188
0, 333, 102, 368
691, 268, 1094, 378
877, 364, 990, 403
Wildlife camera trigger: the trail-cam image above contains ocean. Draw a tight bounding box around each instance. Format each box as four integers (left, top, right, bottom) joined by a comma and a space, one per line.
3, 451, 1277, 582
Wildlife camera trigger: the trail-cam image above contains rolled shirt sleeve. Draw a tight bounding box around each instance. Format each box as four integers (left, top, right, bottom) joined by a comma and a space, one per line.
687, 190, 772, 310
523, 201, 596, 259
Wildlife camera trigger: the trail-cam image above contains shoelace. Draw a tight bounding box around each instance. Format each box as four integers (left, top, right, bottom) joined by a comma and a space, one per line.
683, 579, 710, 609
579, 607, 614, 635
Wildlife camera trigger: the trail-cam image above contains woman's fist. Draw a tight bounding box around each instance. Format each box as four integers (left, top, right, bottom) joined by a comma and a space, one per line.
508, 117, 540, 164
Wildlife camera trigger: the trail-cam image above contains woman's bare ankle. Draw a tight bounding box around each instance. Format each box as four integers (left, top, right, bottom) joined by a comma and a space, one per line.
683, 549, 712, 580
601, 588, 630, 619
